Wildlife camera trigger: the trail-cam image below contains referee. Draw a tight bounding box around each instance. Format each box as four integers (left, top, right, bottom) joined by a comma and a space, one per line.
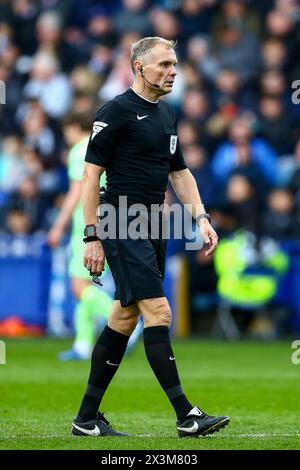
72, 37, 230, 438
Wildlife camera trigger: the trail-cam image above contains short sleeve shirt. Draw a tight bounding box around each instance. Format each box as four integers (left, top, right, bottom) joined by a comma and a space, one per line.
85, 88, 186, 207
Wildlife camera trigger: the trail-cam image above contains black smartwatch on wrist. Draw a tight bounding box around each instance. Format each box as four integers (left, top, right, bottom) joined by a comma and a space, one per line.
195, 213, 211, 225
83, 224, 100, 243
84, 224, 98, 237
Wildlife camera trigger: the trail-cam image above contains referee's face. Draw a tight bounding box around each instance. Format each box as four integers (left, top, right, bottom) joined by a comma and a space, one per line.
144, 44, 178, 95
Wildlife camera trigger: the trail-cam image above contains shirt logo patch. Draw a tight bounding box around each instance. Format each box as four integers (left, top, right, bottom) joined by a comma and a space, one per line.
91, 121, 108, 140
170, 135, 178, 155
137, 114, 149, 120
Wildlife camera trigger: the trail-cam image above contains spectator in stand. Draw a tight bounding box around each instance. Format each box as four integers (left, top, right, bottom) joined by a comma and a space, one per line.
164, 60, 199, 109
212, 69, 255, 113
206, 16, 260, 84
0, 136, 27, 193
38, 0, 72, 24
261, 37, 288, 71
265, 8, 297, 47
258, 95, 294, 155
211, 116, 278, 189
263, 189, 299, 240
88, 44, 114, 77
177, 120, 199, 147
275, 0, 300, 15
259, 68, 300, 125
225, 173, 262, 235
99, 31, 139, 102
87, 6, 117, 48
0, 38, 23, 135
206, 68, 255, 144
267, 4, 300, 100
6, 175, 53, 232
210, 0, 263, 41
71, 92, 98, 116
22, 106, 56, 161
180, 61, 204, 90
5, 208, 32, 235
179, 0, 216, 44
151, 8, 181, 43
23, 51, 73, 119
185, 35, 214, 80
210, 203, 237, 240
70, 65, 102, 97
265, 7, 300, 80
114, 0, 152, 37
7, 0, 39, 55
260, 70, 286, 99
99, 52, 135, 102
182, 88, 210, 124
36, 10, 89, 72
22, 145, 43, 178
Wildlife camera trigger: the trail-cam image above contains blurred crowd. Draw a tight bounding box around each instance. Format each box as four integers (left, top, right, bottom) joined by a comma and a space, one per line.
1, 0, 300, 251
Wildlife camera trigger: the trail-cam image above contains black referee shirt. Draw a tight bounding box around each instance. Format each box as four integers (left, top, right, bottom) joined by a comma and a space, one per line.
85, 87, 186, 207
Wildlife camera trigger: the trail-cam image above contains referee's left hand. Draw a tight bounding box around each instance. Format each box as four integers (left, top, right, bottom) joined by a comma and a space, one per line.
198, 219, 218, 256
83, 240, 105, 276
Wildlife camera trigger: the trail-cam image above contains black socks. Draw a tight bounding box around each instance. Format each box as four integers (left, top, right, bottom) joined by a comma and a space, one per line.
143, 326, 193, 420
77, 325, 129, 422
77, 324, 193, 422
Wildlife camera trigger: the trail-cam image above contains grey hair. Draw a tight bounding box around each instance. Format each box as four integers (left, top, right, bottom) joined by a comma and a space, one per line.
130, 36, 177, 74
37, 11, 62, 31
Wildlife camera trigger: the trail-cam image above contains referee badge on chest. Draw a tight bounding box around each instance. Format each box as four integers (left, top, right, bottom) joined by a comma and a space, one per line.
170, 135, 178, 155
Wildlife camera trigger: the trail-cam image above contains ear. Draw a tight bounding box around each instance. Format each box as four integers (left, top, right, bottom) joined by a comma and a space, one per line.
135, 62, 143, 76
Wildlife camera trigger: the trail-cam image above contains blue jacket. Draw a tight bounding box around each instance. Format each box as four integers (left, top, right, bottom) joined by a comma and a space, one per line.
211, 138, 278, 186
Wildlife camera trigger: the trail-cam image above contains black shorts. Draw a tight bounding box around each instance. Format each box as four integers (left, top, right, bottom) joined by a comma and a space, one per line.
99, 206, 167, 307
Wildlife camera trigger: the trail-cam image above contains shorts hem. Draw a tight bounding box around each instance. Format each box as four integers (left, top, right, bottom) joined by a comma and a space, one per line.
117, 290, 165, 308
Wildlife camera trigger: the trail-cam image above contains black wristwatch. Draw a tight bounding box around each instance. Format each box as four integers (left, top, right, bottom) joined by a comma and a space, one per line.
84, 224, 98, 237
195, 213, 211, 225
83, 224, 100, 243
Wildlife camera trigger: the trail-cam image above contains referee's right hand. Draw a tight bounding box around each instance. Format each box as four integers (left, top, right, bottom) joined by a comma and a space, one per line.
83, 240, 105, 276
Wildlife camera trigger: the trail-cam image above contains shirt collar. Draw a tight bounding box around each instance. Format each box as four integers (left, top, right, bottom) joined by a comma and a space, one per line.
130, 87, 159, 104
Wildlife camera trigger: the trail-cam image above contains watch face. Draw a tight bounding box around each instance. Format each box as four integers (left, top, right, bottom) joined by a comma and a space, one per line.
85, 226, 97, 237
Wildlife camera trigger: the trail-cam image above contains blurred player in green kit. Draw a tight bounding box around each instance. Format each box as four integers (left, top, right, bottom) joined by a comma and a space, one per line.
48, 112, 114, 360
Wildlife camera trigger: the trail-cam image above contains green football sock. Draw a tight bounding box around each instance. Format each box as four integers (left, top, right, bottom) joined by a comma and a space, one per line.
74, 285, 113, 350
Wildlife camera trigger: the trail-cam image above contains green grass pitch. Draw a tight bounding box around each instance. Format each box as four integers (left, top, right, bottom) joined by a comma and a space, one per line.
0, 338, 299, 450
